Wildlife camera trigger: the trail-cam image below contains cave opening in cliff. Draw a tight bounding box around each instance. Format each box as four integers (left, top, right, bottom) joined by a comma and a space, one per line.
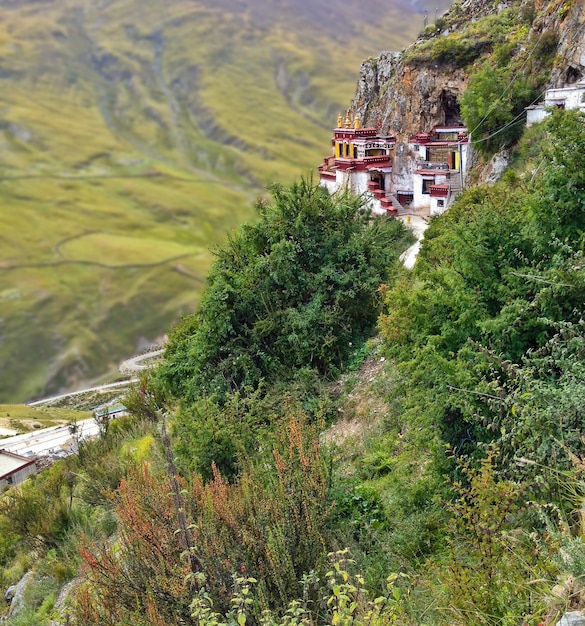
564, 65, 583, 84
440, 90, 462, 126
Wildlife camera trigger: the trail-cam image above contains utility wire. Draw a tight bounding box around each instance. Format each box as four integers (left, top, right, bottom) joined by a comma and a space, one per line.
469, 88, 547, 145
466, 27, 551, 139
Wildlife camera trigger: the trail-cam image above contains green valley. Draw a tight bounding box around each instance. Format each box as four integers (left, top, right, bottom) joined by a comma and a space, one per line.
5, 0, 585, 624
0, 0, 438, 402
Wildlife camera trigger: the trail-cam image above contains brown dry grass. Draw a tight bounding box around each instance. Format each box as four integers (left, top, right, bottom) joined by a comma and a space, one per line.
323, 354, 389, 453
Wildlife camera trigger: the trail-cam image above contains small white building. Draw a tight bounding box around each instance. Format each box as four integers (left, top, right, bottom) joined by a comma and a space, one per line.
526, 80, 585, 127
409, 127, 469, 215
0, 450, 36, 489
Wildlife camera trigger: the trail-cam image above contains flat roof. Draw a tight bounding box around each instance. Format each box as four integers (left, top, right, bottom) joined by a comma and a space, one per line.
416, 171, 441, 176
0, 450, 35, 478
427, 141, 463, 147
546, 85, 585, 93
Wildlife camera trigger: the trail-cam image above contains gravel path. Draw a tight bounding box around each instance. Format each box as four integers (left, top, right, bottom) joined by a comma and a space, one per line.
399, 214, 429, 269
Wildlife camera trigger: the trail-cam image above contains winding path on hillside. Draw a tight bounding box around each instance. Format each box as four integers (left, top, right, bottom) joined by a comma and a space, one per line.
27, 379, 138, 407
399, 213, 429, 269
119, 349, 164, 375
27, 347, 164, 408
4, 348, 164, 457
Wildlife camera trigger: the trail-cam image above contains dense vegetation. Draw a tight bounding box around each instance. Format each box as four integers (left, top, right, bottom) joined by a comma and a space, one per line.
0, 181, 414, 624
381, 111, 585, 479
160, 179, 413, 402
4, 109, 585, 624
4, 0, 585, 620
77, 112, 585, 624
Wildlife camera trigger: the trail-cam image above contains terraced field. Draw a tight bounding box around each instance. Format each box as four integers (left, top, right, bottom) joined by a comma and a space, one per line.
0, 0, 447, 402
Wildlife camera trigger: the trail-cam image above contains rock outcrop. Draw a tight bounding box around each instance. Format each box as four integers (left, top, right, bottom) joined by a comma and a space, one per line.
548, 0, 585, 86
349, 0, 585, 148
558, 612, 585, 626
352, 52, 468, 142
3, 571, 34, 620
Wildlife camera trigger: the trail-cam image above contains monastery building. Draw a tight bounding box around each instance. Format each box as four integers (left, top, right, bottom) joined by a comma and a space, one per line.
319, 113, 470, 216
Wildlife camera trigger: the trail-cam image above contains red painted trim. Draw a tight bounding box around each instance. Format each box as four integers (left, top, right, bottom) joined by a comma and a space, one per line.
430, 188, 449, 198
0, 450, 36, 481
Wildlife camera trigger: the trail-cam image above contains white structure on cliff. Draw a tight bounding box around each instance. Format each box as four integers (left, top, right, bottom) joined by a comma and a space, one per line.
526, 80, 585, 126
318, 113, 470, 216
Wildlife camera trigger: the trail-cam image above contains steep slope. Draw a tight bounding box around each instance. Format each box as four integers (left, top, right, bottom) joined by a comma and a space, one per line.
350, 0, 576, 142
0, 0, 447, 402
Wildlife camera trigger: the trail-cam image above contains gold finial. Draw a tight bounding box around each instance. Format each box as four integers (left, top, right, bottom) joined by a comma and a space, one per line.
344, 112, 352, 128
354, 115, 361, 129
337, 113, 343, 128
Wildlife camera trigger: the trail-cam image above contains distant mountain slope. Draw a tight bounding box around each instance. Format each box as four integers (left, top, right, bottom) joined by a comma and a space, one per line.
0, 0, 448, 402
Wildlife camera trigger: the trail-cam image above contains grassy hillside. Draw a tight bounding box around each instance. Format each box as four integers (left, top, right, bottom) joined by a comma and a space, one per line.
0, 0, 447, 402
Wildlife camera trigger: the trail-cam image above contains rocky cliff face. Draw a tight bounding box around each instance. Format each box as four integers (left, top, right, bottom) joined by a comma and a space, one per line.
352, 52, 469, 140
350, 0, 585, 145
552, 0, 585, 86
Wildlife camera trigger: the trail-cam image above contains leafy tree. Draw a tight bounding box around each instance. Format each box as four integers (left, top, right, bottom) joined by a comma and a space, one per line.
528, 109, 585, 249
460, 62, 539, 155
158, 178, 413, 402
380, 110, 585, 480
171, 387, 270, 480
466, 320, 585, 493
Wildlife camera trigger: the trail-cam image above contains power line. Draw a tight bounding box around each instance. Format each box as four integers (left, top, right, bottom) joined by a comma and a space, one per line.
466, 27, 552, 139
469, 88, 547, 145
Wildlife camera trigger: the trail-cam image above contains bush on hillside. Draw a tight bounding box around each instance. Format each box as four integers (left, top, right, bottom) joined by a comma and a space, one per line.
460, 62, 539, 155
70, 407, 334, 623
379, 110, 585, 487
158, 178, 413, 402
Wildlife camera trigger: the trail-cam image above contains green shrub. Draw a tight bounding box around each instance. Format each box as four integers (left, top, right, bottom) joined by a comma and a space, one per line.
460, 63, 539, 155
431, 36, 486, 67
158, 178, 412, 403
190, 549, 410, 626
433, 451, 556, 625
